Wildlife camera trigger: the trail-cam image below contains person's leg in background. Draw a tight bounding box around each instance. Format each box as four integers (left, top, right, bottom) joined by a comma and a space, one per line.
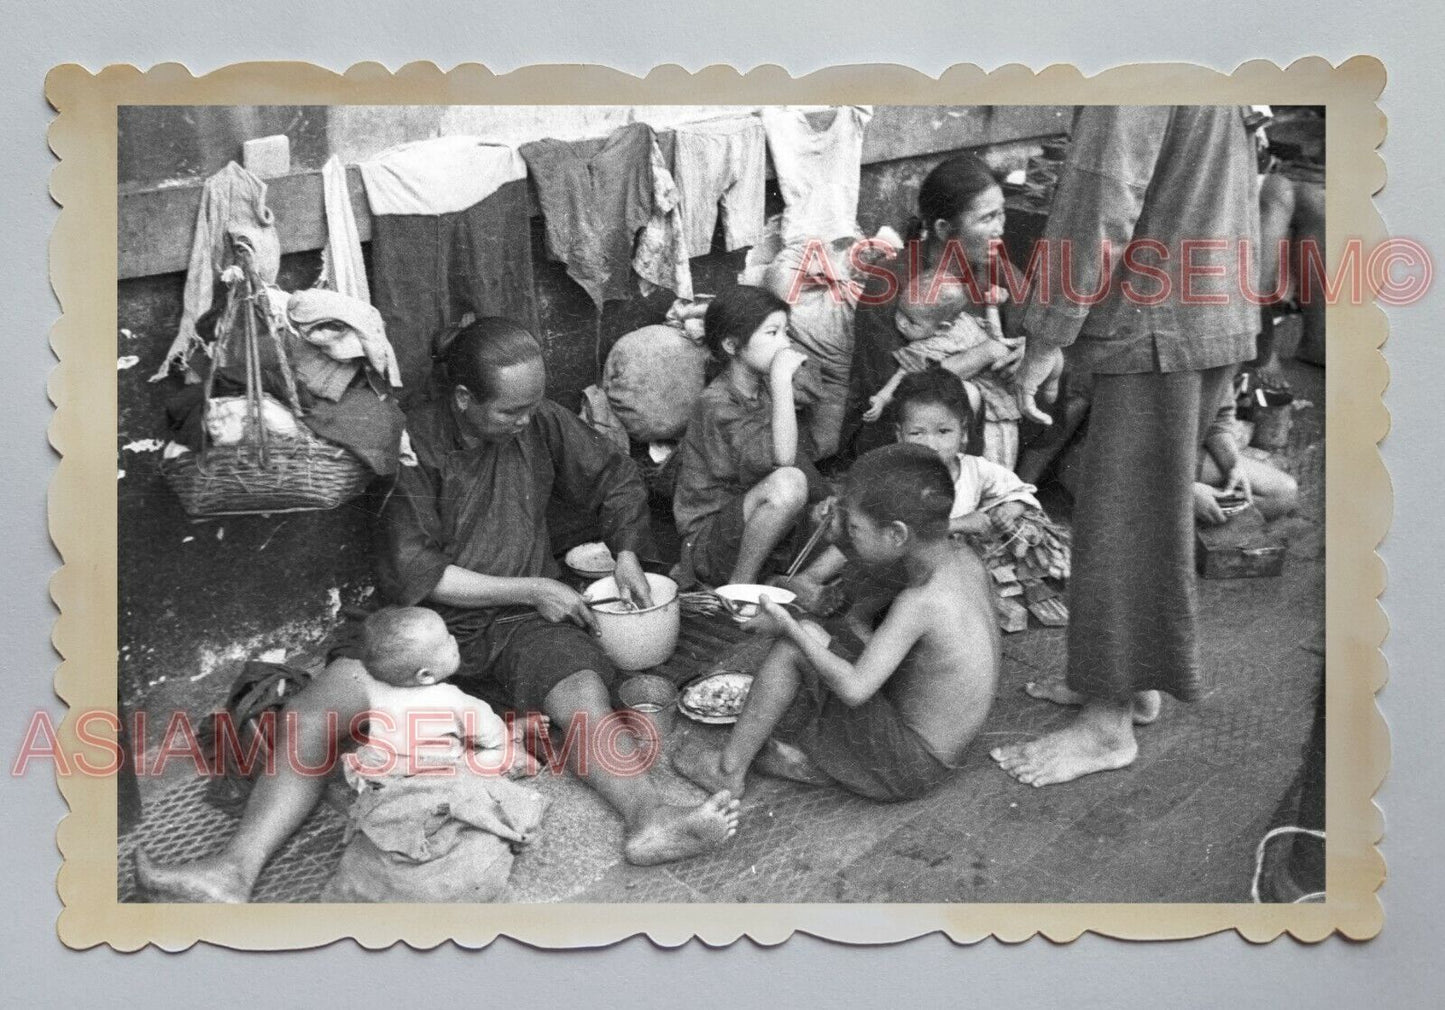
1199, 453, 1300, 521
1253, 173, 1298, 386
1292, 178, 1328, 366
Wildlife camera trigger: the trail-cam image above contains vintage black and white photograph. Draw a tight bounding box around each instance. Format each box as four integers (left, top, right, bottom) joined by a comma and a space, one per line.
97, 96, 1342, 912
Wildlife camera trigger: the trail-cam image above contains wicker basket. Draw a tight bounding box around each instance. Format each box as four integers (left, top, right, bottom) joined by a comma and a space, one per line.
159, 245, 376, 517
160, 436, 374, 517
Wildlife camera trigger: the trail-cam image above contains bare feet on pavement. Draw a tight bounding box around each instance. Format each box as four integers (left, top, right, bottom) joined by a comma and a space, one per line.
753, 738, 833, 787
671, 737, 749, 798
134, 849, 253, 903
1023, 676, 1162, 725
623, 790, 741, 866
990, 701, 1138, 787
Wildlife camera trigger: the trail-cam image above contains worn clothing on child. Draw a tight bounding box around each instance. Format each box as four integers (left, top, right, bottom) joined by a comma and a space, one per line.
951, 454, 1041, 518
673, 369, 829, 539
773, 623, 957, 803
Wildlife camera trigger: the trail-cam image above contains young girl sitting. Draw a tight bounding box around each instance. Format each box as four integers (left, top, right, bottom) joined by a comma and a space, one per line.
672, 442, 999, 802
673, 284, 832, 587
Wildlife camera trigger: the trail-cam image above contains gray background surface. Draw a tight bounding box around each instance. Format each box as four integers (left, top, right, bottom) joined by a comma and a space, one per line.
1, 1, 1438, 1003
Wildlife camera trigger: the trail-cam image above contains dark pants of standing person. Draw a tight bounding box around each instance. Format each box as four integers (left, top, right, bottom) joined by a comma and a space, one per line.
1066, 365, 1235, 703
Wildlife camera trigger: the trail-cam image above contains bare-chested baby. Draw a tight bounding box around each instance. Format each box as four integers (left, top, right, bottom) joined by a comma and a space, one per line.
673, 442, 999, 802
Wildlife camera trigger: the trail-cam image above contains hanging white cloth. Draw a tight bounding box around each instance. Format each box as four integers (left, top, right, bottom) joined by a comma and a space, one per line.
357, 136, 527, 217
317, 155, 370, 303
759, 106, 873, 245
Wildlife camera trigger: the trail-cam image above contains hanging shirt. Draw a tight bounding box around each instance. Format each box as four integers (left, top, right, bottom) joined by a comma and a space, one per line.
378, 398, 652, 621
760, 106, 873, 245
151, 162, 281, 381
358, 136, 528, 216
519, 122, 654, 308
632, 134, 694, 299
318, 155, 370, 303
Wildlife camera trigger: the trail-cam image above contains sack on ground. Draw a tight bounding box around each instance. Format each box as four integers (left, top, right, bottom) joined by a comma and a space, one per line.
603, 324, 710, 443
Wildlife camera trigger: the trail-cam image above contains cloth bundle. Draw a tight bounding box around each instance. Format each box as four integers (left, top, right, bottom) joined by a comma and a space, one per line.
321, 744, 548, 903
760, 106, 873, 245
601, 322, 712, 443
287, 288, 403, 393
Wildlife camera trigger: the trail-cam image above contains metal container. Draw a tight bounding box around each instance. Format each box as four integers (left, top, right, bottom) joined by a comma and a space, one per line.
618, 673, 680, 739
584, 573, 680, 670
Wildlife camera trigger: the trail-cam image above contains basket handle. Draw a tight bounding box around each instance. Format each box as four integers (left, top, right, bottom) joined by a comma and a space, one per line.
194, 267, 247, 475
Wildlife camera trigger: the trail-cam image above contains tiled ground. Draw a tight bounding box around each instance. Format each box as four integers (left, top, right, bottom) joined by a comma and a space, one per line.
122, 361, 1325, 904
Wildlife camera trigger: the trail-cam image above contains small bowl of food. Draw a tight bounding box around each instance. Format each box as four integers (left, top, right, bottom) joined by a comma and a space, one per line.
565, 541, 617, 581
713, 584, 797, 624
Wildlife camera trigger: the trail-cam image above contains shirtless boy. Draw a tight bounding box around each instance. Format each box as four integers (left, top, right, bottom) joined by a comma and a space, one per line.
674, 442, 999, 802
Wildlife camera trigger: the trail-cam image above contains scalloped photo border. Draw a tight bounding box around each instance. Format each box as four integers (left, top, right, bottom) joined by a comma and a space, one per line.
47, 58, 1389, 950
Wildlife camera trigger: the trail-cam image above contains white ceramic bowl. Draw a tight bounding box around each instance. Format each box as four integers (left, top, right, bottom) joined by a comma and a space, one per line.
713, 584, 797, 624
583, 573, 680, 671
565, 541, 617, 581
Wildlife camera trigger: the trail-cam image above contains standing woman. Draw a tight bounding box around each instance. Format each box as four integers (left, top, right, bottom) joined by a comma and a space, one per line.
996, 106, 1262, 786
840, 154, 1024, 464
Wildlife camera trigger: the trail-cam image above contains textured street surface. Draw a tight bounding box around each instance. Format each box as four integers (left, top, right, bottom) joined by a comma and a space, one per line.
120, 363, 1324, 904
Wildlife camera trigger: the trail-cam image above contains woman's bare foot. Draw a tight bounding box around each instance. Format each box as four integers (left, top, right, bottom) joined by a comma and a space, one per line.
671, 738, 748, 798
990, 701, 1138, 787
623, 790, 741, 866
1023, 677, 1162, 725
753, 738, 833, 787
134, 849, 254, 903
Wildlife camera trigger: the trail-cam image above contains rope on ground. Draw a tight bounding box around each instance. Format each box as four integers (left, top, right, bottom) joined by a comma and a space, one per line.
1250, 825, 1326, 903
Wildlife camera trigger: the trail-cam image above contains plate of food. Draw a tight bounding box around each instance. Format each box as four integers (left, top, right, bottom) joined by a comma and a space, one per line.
677, 671, 755, 724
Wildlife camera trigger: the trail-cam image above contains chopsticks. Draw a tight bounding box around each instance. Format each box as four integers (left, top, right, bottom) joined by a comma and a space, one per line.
493, 595, 632, 627
785, 501, 833, 580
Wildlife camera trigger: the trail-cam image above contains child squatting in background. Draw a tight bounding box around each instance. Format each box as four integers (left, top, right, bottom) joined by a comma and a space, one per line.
673, 442, 999, 802
673, 284, 832, 587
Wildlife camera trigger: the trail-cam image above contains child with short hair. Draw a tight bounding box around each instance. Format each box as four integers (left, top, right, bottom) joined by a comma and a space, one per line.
673, 442, 999, 802
780, 367, 1043, 613
351, 606, 538, 773
891, 367, 1041, 538
673, 284, 832, 587
321, 607, 548, 903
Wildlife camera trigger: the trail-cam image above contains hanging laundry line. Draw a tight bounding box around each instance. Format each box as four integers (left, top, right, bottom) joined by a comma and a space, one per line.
118, 106, 1074, 281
